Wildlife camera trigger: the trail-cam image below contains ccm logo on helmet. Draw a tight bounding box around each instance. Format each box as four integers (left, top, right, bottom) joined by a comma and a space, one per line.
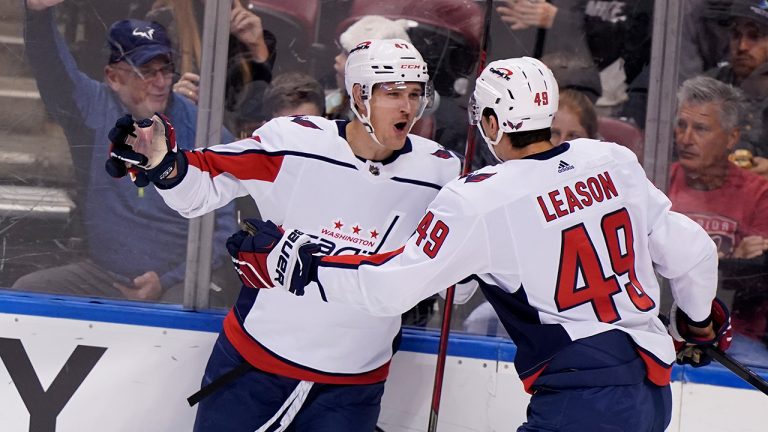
349, 41, 372, 54
489, 67, 513, 80
401, 64, 421, 69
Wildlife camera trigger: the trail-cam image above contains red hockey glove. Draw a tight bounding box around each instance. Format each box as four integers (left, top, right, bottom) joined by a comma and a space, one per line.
105, 113, 184, 187
226, 219, 320, 295
668, 298, 733, 367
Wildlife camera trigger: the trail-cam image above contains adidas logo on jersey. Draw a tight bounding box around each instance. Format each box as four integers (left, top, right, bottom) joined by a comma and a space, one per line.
558, 160, 574, 173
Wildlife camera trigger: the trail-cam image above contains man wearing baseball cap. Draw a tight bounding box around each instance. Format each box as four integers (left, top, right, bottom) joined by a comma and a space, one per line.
707, 0, 768, 176
103, 18, 177, 119
16, 0, 236, 303
709, 0, 768, 85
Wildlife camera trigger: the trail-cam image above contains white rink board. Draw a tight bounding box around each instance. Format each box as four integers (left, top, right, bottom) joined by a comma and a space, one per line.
379, 353, 528, 431
0, 305, 765, 431
0, 313, 214, 432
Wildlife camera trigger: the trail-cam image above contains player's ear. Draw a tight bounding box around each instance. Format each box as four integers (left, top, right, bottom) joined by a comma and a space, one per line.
481, 112, 500, 141
352, 84, 367, 117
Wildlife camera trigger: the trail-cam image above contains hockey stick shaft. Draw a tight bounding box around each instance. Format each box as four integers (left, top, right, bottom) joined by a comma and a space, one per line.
705, 346, 768, 395
428, 286, 455, 430
428, 2, 494, 431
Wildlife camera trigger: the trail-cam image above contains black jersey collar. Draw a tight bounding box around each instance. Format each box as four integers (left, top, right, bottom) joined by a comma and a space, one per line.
523, 142, 570, 161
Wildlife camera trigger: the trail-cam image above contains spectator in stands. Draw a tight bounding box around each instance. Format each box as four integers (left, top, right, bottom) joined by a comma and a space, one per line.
326, 15, 411, 121
669, 76, 768, 362
705, 0, 768, 178
550, 88, 598, 146
263, 72, 325, 120
670, 76, 768, 259
146, 0, 276, 138
497, 0, 651, 126
235, 71, 325, 134
19, 0, 236, 303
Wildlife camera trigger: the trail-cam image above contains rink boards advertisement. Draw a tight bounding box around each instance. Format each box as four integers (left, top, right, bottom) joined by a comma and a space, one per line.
0, 291, 765, 432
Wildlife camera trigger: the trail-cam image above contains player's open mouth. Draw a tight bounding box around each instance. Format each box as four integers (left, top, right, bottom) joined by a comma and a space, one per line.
394, 122, 407, 131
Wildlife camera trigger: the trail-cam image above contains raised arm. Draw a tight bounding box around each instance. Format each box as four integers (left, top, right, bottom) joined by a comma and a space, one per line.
24, 0, 105, 127
105, 114, 285, 218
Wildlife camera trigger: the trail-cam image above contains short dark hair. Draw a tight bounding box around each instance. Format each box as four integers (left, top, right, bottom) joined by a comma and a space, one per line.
263, 72, 325, 119
481, 108, 552, 148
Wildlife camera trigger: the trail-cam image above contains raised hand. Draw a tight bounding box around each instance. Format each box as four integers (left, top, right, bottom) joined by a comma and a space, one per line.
173, 72, 200, 104
497, 0, 557, 31
105, 113, 180, 187
231, 0, 269, 62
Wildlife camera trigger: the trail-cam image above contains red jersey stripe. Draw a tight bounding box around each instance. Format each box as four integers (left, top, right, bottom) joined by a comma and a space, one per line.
636, 348, 672, 386
223, 311, 390, 384
521, 365, 548, 394
186, 149, 284, 182
320, 246, 405, 267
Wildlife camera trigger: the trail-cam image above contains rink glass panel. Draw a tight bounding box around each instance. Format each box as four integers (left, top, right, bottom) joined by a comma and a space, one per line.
3, 1, 765, 368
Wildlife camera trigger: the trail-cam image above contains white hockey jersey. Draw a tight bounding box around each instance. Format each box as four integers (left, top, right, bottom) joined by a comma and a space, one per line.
157, 116, 460, 384
315, 139, 718, 391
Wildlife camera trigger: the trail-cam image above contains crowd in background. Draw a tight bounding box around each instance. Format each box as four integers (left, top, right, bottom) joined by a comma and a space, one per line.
2, 0, 768, 368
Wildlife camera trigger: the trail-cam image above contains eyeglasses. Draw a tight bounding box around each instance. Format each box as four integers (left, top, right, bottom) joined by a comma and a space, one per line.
113, 62, 177, 82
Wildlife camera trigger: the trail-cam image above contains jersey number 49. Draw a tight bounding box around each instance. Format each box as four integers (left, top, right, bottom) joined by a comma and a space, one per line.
555, 208, 655, 323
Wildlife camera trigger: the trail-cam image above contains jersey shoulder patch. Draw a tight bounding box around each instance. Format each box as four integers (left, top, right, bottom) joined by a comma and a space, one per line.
431, 148, 455, 159
289, 116, 323, 130
461, 172, 496, 183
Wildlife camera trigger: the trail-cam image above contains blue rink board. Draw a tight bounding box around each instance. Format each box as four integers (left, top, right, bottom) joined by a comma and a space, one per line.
0, 290, 766, 391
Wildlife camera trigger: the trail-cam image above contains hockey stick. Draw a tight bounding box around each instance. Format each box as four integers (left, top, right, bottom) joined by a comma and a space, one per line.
427, 1, 494, 431
705, 346, 768, 395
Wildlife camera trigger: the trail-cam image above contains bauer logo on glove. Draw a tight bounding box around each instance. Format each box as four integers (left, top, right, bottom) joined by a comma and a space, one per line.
226, 219, 321, 295
105, 113, 182, 187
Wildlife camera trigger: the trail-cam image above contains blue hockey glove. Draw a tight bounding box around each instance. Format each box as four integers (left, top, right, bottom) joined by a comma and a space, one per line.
668, 298, 733, 367
105, 113, 183, 187
226, 219, 320, 295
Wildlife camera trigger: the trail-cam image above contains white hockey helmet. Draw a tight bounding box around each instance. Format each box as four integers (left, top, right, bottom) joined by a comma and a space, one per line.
344, 38, 433, 142
469, 57, 559, 160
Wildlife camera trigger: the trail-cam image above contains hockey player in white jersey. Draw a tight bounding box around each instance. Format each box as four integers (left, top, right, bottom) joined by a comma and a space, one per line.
105, 39, 460, 431
241, 57, 733, 431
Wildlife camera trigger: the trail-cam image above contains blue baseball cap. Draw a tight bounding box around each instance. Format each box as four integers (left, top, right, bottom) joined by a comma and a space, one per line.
107, 19, 173, 66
